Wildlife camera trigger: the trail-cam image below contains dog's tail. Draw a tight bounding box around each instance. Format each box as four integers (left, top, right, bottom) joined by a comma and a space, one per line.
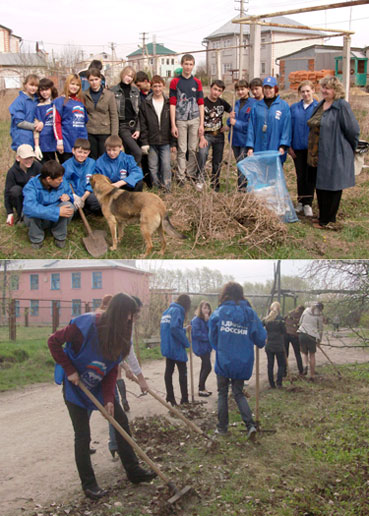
163, 214, 187, 240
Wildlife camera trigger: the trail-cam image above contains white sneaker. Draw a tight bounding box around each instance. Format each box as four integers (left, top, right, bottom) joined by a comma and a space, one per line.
295, 202, 303, 213
195, 182, 204, 192
303, 205, 313, 217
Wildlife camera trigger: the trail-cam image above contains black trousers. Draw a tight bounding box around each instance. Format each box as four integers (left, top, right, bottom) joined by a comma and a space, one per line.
308, 166, 342, 224
164, 358, 188, 403
65, 396, 139, 491
120, 180, 143, 192
266, 350, 285, 388
232, 146, 248, 191
119, 124, 142, 165
293, 149, 314, 206
7, 184, 23, 219
88, 134, 109, 160
42, 151, 57, 162
284, 334, 303, 374
198, 352, 212, 391
57, 151, 73, 164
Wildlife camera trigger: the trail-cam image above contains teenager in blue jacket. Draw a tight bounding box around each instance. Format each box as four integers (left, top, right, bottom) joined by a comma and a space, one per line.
246, 76, 291, 164
209, 282, 266, 440
289, 80, 318, 217
227, 79, 256, 190
191, 300, 213, 397
9, 74, 43, 151
160, 294, 191, 405
94, 135, 144, 191
34, 78, 58, 162
48, 293, 156, 500
23, 160, 74, 249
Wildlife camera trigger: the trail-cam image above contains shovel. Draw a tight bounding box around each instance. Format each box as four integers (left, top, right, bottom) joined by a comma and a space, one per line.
70, 185, 108, 257
78, 380, 196, 505
317, 342, 343, 379
187, 328, 195, 403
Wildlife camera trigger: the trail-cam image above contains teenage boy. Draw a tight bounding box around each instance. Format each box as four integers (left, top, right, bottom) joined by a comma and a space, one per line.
139, 75, 176, 192
135, 71, 153, 189
169, 54, 204, 184
94, 135, 144, 191
135, 71, 152, 101
23, 160, 74, 249
63, 138, 101, 214
198, 80, 232, 191
227, 79, 256, 190
250, 78, 264, 101
4, 144, 41, 226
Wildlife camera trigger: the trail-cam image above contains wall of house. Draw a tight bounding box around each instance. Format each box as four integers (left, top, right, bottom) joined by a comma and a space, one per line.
10, 35, 20, 53
0, 27, 10, 52
0, 65, 48, 89
271, 32, 325, 77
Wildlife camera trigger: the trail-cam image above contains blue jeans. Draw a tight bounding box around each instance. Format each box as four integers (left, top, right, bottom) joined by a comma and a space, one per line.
148, 144, 171, 190
217, 375, 255, 432
197, 133, 225, 191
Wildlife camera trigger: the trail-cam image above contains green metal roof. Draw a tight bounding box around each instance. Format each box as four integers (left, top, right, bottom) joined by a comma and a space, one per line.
127, 42, 176, 57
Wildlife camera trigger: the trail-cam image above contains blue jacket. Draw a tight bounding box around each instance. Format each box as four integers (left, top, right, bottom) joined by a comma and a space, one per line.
226, 97, 256, 147
191, 316, 212, 356
23, 174, 74, 222
53, 96, 88, 153
290, 99, 318, 150
9, 91, 38, 150
63, 156, 95, 196
35, 102, 57, 152
209, 300, 266, 380
160, 303, 189, 362
94, 151, 143, 188
246, 96, 291, 163
54, 313, 121, 410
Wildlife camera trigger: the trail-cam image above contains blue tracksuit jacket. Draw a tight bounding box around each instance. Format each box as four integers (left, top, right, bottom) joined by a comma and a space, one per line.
94, 151, 143, 188
209, 300, 266, 380
226, 97, 256, 147
290, 99, 318, 150
63, 156, 95, 196
9, 91, 38, 150
160, 303, 189, 362
246, 96, 291, 163
53, 97, 88, 153
191, 316, 212, 357
23, 174, 74, 222
35, 102, 57, 152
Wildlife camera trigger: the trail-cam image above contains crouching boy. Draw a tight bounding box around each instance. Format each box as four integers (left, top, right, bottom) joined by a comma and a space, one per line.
23, 160, 74, 249
209, 282, 266, 440
94, 135, 144, 191
63, 138, 100, 214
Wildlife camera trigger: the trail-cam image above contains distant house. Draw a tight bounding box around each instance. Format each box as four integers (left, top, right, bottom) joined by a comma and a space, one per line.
0, 24, 21, 53
202, 16, 326, 81
127, 42, 179, 78
0, 52, 48, 89
5, 259, 150, 325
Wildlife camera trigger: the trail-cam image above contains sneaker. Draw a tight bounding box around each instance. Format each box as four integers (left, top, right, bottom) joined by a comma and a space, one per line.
295, 202, 303, 213
198, 390, 212, 397
54, 238, 66, 248
215, 428, 228, 436
195, 182, 204, 192
31, 241, 43, 249
6, 214, 14, 226
247, 425, 257, 442
84, 486, 108, 500
303, 205, 313, 217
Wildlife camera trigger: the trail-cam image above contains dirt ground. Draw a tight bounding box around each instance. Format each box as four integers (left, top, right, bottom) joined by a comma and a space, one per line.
1, 330, 368, 516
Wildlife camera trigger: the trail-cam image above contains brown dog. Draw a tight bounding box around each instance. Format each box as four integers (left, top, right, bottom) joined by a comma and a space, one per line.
90, 174, 185, 257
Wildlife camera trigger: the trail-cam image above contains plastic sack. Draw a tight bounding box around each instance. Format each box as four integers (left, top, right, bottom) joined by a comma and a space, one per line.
237, 150, 298, 223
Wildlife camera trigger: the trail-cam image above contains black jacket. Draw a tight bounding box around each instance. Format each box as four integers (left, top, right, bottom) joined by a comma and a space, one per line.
4, 160, 41, 214
110, 83, 140, 130
264, 315, 286, 353
139, 95, 176, 146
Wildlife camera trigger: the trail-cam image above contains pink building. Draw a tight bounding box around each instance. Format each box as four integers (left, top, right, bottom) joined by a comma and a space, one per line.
6, 259, 150, 325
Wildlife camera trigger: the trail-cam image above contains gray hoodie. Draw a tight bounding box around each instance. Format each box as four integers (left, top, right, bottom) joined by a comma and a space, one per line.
297, 306, 323, 341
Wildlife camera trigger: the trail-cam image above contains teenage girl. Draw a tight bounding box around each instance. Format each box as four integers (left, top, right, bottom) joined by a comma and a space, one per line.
191, 301, 213, 397
53, 74, 88, 163
9, 74, 43, 151
34, 78, 58, 162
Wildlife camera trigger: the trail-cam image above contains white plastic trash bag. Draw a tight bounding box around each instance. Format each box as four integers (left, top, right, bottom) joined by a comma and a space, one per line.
237, 151, 298, 223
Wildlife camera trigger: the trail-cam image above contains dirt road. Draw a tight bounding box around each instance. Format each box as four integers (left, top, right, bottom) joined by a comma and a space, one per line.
1, 331, 368, 516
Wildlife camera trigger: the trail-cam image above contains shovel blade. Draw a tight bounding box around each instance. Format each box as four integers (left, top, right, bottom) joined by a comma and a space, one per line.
82, 230, 108, 257
167, 485, 196, 505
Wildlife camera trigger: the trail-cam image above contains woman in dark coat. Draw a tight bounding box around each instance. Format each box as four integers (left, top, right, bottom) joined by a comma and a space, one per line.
307, 76, 360, 229
263, 301, 286, 388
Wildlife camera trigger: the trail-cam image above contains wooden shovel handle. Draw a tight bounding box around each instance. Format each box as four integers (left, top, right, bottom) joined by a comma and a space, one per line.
78, 380, 170, 485
187, 329, 195, 403
69, 184, 93, 236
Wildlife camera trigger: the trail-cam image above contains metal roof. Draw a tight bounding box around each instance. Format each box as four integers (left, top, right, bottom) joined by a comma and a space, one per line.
0, 53, 48, 67
278, 44, 366, 60
127, 42, 176, 58
6, 260, 147, 274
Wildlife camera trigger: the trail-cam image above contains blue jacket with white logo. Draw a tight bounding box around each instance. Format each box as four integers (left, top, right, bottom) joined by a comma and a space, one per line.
94, 151, 143, 188
23, 174, 74, 222
35, 102, 57, 152
191, 316, 212, 357
209, 300, 266, 380
246, 96, 291, 163
226, 97, 256, 147
63, 156, 95, 196
54, 313, 121, 410
53, 96, 88, 153
9, 91, 38, 150
160, 303, 189, 362
290, 99, 318, 150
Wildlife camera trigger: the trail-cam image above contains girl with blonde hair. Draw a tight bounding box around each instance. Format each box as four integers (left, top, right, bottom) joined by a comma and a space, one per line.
263, 301, 286, 388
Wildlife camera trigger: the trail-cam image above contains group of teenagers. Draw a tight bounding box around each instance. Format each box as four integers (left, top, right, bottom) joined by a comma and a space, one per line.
5, 52, 361, 246
48, 282, 325, 500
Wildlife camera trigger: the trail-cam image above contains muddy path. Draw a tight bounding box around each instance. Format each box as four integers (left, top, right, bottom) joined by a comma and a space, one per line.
1, 330, 368, 516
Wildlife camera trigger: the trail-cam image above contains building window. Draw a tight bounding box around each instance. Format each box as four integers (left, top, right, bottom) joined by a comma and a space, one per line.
167, 70, 172, 77
171, 58, 174, 65
72, 299, 81, 316
92, 299, 102, 311
10, 275, 19, 290
161, 58, 164, 64
72, 272, 81, 289
51, 273, 60, 290
15, 300, 20, 317
261, 62, 266, 74
30, 300, 39, 316
92, 271, 102, 289
30, 274, 39, 290
51, 300, 60, 316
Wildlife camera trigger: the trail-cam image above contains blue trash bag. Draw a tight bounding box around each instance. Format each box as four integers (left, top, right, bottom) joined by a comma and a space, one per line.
237, 150, 298, 223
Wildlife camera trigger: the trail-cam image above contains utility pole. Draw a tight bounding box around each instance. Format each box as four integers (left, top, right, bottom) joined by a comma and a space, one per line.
139, 32, 149, 71
109, 42, 117, 84
152, 34, 157, 76
235, 1, 248, 80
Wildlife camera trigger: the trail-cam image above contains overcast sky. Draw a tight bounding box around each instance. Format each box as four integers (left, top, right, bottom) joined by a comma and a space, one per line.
3, 0, 368, 61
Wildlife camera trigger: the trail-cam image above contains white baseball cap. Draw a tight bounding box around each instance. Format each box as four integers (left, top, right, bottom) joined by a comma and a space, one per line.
17, 144, 36, 159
